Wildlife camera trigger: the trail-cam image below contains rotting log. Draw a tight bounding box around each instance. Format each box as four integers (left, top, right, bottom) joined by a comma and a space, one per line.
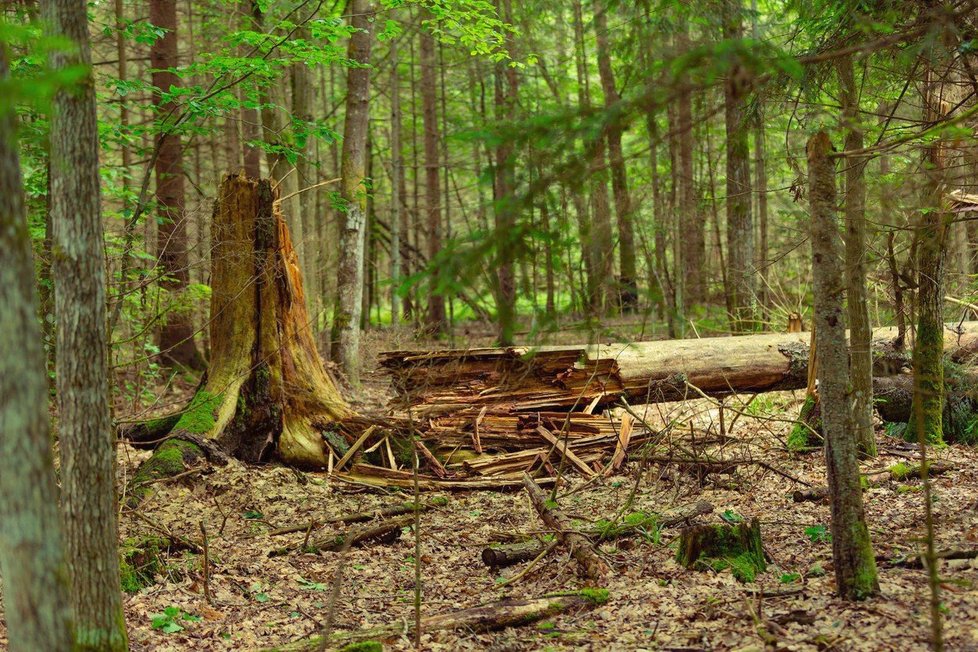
522, 472, 610, 579
874, 372, 978, 443
267, 496, 449, 537
270, 514, 414, 557
793, 461, 954, 502
482, 500, 713, 568
381, 324, 978, 414
265, 589, 609, 651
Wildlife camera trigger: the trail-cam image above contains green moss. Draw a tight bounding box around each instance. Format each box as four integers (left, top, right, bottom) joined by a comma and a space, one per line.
787, 395, 821, 452
896, 484, 922, 494
546, 588, 610, 605
888, 462, 912, 480
119, 536, 167, 593
911, 318, 946, 445
676, 520, 766, 583
337, 643, 383, 652
174, 391, 222, 434
127, 439, 203, 506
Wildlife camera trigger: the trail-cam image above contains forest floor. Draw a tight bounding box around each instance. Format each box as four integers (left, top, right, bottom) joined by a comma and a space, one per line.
4, 328, 978, 651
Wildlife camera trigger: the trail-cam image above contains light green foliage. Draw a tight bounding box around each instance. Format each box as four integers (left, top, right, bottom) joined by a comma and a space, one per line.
787, 395, 820, 453
150, 606, 201, 634
337, 643, 383, 652
804, 524, 831, 544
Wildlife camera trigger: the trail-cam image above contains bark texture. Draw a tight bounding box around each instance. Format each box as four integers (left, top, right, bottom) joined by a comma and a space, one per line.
331, 0, 374, 383
43, 0, 131, 645
838, 54, 875, 457
420, 21, 446, 334
676, 13, 702, 305
151, 0, 204, 370
723, 0, 754, 331
0, 52, 75, 652
808, 130, 879, 601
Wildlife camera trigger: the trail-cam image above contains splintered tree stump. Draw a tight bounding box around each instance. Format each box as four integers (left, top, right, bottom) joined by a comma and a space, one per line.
125, 175, 357, 500
676, 518, 766, 582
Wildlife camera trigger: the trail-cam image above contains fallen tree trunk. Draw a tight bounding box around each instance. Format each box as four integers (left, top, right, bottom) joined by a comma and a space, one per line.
522, 472, 610, 579
381, 324, 978, 414
792, 461, 954, 502
874, 373, 978, 443
266, 589, 609, 651
482, 500, 713, 568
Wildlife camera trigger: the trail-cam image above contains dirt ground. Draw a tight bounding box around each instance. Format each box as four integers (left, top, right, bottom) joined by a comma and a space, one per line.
4, 329, 978, 651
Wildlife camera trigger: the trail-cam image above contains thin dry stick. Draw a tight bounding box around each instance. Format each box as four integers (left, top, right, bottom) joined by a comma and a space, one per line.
200, 521, 211, 604
494, 540, 559, 589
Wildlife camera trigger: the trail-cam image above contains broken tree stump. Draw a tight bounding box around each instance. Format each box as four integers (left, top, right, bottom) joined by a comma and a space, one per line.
123, 175, 368, 503
676, 518, 766, 582
521, 472, 610, 580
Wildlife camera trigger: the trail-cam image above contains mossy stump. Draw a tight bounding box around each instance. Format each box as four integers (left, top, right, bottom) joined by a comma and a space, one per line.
787, 394, 822, 452
676, 518, 766, 582
125, 175, 363, 503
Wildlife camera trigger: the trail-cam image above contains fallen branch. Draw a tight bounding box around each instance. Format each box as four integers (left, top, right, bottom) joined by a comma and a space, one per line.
793, 461, 953, 502
264, 589, 609, 651
267, 496, 449, 537
522, 472, 610, 579
482, 500, 713, 568
269, 514, 414, 557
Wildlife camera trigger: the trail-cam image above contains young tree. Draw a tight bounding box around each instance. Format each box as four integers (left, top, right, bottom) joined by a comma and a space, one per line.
42, 0, 130, 646
150, 0, 205, 370
0, 49, 74, 652
676, 11, 702, 306
390, 35, 403, 323
331, 0, 375, 383
807, 130, 880, 601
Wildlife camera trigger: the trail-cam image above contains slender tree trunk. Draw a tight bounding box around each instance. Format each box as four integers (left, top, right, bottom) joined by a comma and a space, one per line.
751, 0, 768, 327
42, 0, 130, 646
676, 14, 702, 305
292, 26, 318, 318
239, 2, 261, 177
151, 0, 204, 369
593, 0, 637, 311
420, 22, 446, 334
838, 54, 876, 457
723, 0, 754, 332
807, 130, 880, 602
0, 50, 75, 652
912, 58, 950, 445
390, 36, 403, 323
331, 0, 374, 384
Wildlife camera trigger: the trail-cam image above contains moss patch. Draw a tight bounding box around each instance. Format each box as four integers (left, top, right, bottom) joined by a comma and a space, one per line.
676, 519, 766, 583
337, 643, 383, 652
119, 536, 167, 593
787, 395, 821, 453
126, 438, 204, 507
174, 391, 222, 434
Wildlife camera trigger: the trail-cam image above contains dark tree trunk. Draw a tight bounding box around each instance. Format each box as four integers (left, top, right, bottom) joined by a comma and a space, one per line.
151, 0, 204, 370
723, 0, 754, 332
807, 130, 879, 601
676, 13, 703, 305
420, 21, 446, 335
43, 0, 131, 644
0, 49, 75, 652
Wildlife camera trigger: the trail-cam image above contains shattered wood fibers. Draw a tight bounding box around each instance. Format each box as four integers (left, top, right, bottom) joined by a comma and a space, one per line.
4, 393, 978, 650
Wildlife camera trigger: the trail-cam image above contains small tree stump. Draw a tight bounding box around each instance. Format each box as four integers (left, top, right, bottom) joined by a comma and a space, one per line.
676, 518, 766, 582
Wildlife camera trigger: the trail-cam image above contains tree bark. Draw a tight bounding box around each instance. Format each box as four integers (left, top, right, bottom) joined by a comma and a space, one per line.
838, 54, 876, 457
676, 13, 703, 305
331, 0, 374, 384
126, 175, 354, 476
723, 0, 754, 332
420, 21, 446, 335
43, 0, 131, 645
151, 0, 205, 370
292, 25, 319, 319
807, 130, 879, 601
593, 0, 638, 311
0, 50, 75, 652
239, 2, 262, 177
390, 35, 403, 323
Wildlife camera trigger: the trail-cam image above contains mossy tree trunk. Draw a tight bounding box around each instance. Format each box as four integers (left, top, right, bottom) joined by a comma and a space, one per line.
808, 131, 880, 601
127, 175, 354, 487
676, 519, 766, 583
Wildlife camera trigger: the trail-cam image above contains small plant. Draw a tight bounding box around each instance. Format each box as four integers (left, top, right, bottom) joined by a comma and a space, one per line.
297, 577, 329, 591
151, 606, 201, 634
804, 524, 831, 544
721, 509, 744, 523
780, 572, 801, 584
